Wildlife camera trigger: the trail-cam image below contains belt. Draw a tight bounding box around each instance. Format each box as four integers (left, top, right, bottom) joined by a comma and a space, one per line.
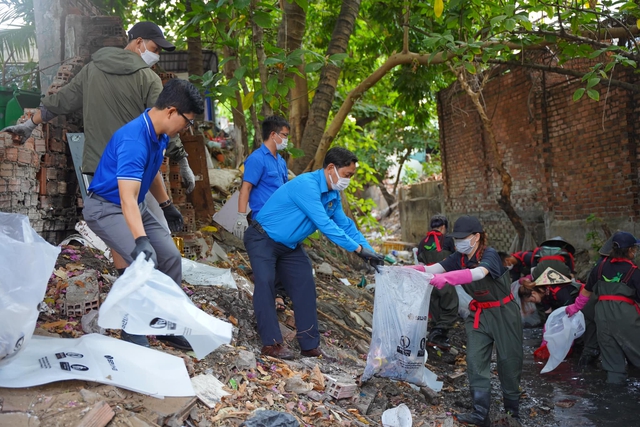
598, 295, 640, 316
469, 293, 515, 329
251, 221, 266, 234
87, 192, 110, 204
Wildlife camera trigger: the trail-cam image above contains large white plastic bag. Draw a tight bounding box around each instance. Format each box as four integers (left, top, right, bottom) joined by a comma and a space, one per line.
362, 267, 443, 391
0, 213, 60, 365
99, 255, 233, 359
541, 307, 585, 373
0, 334, 194, 397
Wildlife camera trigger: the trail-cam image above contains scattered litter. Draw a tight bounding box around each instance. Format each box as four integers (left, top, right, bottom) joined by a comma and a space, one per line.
0, 213, 60, 365
181, 258, 237, 289
0, 334, 194, 397
316, 262, 334, 277
381, 403, 412, 427
73, 221, 113, 262
240, 409, 299, 427
98, 255, 233, 360
339, 278, 351, 286
80, 310, 105, 335
190, 374, 231, 408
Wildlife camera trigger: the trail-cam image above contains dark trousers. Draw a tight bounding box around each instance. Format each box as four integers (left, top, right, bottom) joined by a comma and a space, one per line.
244, 225, 319, 350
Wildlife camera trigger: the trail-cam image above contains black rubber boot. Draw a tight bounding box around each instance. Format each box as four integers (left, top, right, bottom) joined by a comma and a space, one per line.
578, 349, 599, 368
457, 389, 491, 427
504, 397, 520, 419
427, 328, 451, 350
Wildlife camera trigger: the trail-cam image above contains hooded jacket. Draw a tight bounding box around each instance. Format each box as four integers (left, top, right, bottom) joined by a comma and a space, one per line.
43, 47, 186, 173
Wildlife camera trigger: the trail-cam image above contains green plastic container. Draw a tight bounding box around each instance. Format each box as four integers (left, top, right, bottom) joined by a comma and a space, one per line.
4, 89, 41, 128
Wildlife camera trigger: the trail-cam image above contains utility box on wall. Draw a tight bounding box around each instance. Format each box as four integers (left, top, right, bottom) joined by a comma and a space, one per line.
398, 180, 444, 243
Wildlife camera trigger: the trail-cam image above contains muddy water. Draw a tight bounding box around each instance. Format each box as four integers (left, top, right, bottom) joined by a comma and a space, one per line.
521, 328, 640, 426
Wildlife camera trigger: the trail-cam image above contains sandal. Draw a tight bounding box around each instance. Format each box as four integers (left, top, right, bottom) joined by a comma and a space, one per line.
275, 297, 286, 312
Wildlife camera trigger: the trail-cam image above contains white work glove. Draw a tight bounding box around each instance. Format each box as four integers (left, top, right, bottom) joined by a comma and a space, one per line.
233, 212, 249, 240
1, 118, 37, 144
178, 157, 196, 194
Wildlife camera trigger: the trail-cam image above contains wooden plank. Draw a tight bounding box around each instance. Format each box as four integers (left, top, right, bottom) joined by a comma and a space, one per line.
75, 401, 114, 427
180, 133, 215, 222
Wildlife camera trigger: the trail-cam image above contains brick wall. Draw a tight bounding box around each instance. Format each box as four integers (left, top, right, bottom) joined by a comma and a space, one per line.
438, 55, 640, 251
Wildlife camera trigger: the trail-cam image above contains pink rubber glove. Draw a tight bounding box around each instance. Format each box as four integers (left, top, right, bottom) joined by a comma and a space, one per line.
430, 269, 473, 290
404, 265, 426, 272
565, 294, 589, 317
518, 274, 532, 285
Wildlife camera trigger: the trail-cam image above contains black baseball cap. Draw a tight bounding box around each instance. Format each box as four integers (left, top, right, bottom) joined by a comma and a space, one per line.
612, 231, 640, 249
449, 215, 483, 239
128, 21, 175, 51
540, 236, 575, 255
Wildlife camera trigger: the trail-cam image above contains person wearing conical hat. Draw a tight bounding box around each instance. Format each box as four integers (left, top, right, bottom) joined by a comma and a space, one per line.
566, 231, 640, 384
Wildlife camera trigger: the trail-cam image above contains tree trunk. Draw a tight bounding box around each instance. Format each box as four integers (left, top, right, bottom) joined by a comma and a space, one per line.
392, 148, 411, 195
251, 0, 273, 119
222, 43, 249, 157
185, 1, 204, 78
241, 78, 261, 150
291, 0, 361, 174
450, 65, 527, 245
277, 0, 308, 149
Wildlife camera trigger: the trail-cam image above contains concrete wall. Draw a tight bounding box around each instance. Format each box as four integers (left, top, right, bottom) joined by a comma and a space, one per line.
436, 53, 640, 253
398, 180, 444, 243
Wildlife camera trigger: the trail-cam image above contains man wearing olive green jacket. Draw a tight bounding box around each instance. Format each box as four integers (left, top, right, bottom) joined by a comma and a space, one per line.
1, 21, 194, 278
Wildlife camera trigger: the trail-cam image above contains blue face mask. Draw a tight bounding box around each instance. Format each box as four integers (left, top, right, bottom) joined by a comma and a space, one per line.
455, 235, 476, 255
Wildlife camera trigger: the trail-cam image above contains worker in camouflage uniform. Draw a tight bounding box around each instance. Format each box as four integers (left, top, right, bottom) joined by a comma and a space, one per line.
409, 216, 523, 426
416, 215, 458, 350
567, 231, 640, 384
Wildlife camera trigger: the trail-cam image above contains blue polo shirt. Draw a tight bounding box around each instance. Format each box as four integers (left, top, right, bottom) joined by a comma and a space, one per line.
243, 144, 288, 217
88, 110, 168, 205
254, 169, 373, 252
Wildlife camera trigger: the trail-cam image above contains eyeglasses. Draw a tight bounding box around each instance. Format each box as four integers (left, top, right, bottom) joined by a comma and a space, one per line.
278, 132, 289, 138
178, 111, 195, 128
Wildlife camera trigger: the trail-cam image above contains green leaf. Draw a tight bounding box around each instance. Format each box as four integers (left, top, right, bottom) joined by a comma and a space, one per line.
252, 10, 272, 28
304, 62, 323, 73
277, 84, 289, 97
233, 66, 247, 80
464, 62, 476, 74
573, 88, 586, 101
490, 15, 506, 26
218, 56, 235, 68
586, 77, 600, 89
288, 147, 305, 159
264, 57, 283, 66
587, 89, 600, 101
242, 91, 254, 110
329, 53, 349, 62
293, 0, 308, 12
504, 18, 516, 31
266, 77, 278, 94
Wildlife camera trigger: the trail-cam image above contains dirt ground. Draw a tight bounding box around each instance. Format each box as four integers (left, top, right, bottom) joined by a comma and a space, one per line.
0, 208, 557, 427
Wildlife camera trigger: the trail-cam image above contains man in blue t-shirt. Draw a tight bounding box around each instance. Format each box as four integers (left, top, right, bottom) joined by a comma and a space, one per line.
234, 115, 290, 310
244, 147, 385, 360
83, 79, 203, 349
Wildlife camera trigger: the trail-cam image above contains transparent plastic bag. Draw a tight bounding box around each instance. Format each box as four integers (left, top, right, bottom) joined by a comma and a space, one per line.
362, 267, 443, 391
98, 254, 233, 359
541, 307, 585, 373
0, 213, 60, 365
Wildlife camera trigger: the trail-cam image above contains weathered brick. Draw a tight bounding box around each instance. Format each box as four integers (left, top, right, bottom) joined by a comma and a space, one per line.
4, 146, 18, 162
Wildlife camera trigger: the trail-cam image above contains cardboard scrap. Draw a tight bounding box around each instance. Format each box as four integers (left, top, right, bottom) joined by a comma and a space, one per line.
190, 374, 231, 408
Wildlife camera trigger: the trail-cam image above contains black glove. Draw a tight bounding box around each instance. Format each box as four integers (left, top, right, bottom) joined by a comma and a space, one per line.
131, 236, 157, 266
356, 247, 385, 273
162, 202, 184, 232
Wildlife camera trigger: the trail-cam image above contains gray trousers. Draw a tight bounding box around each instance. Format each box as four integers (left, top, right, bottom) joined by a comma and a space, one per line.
83, 195, 182, 285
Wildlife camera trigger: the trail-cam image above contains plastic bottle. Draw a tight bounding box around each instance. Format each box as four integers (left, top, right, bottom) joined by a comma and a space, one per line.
391, 250, 412, 261
412, 247, 419, 265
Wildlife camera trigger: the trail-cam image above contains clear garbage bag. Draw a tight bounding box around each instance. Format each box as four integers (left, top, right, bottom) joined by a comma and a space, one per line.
362, 267, 443, 391
98, 254, 233, 359
0, 213, 60, 365
541, 307, 585, 373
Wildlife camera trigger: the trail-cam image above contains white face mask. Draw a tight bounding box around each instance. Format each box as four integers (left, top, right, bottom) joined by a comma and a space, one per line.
329, 166, 350, 191
455, 235, 477, 255
138, 40, 160, 67
276, 133, 288, 151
